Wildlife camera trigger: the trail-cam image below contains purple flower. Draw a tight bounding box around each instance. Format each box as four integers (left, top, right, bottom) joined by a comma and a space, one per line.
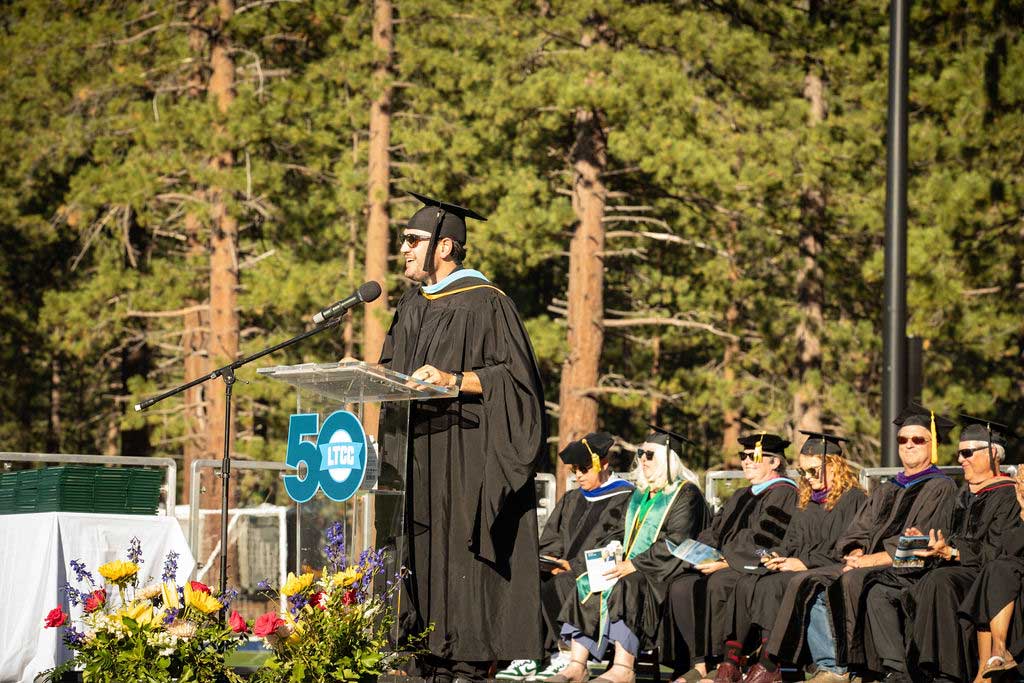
324, 522, 347, 572
69, 559, 94, 586
127, 537, 143, 565
221, 588, 239, 609
287, 594, 308, 615
257, 579, 272, 591
62, 582, 88, 606
163, 608, 179, 625
64, 627, 86, 649
161, 550, 179, 582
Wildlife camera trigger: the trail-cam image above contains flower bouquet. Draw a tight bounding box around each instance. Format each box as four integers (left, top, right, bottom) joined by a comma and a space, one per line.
42, 538, 244, 683
247, 522, 427, 683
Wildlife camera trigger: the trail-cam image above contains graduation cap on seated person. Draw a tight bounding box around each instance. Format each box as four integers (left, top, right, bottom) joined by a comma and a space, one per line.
893, 403, 955, 465
403, 191, 487, 271
559, 432, 615, 474
798, 431, 849, 488
737, 432, 790, 462
644, 424, 696, 484
959, 414, 1015, 472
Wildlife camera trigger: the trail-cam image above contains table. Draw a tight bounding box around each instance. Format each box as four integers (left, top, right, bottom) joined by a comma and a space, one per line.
0, 512, 195, 683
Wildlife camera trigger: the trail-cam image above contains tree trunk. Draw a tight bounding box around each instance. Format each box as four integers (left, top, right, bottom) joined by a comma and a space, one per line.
557, 107, 607, 498
719, 220, 742, 464
362, 0, 393, 365
48, 357, 62, 453
791, 70, 827, 443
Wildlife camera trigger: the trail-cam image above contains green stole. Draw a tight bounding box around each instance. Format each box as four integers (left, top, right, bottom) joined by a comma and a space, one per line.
574, 481, 684, 651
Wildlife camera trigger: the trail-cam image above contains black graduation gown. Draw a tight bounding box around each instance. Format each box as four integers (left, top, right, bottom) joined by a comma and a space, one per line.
725, 488, 867, 657
665, 480, 798, 669
901, 480, 1022, 682
959, 527, 1024, 663
797, 474, 957, 667
824, 474, 957, 669
379, 276, 548, 661
561, 482, 710, 653
538, 484, 633, 649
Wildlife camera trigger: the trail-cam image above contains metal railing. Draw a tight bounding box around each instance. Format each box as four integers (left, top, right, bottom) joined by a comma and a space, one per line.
0, 452, 177, 513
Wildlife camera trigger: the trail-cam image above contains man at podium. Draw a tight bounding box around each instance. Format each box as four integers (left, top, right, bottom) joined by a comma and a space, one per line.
379, 192, 548, 681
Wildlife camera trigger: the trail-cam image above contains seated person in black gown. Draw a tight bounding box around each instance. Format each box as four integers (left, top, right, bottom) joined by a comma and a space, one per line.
703, 432, 867, 683
678, 434, 799, 683
496, 433, 635, 681
550, 426, 709, 683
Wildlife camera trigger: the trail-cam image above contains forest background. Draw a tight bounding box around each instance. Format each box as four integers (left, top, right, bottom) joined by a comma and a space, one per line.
1, 0, 1022, 509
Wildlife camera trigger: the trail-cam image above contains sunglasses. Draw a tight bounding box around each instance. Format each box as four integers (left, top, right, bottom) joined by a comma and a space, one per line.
797, 465, 823, 479
401, 233, 431, 247
738, 451, 776, 462
636, 448, 657, 461
897, 435, 930, 446
957, 446, 989, 459
569, 464, 591, 475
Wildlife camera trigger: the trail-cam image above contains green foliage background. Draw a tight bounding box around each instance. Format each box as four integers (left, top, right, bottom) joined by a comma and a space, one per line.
1, 0, 1021, 490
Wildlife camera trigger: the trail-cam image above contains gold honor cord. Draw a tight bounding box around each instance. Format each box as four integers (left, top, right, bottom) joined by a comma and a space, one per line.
420, 284, 506, 300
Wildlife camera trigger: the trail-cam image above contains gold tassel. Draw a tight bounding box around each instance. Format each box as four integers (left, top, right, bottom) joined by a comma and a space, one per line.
930, 410, 938, 464
754, 433, 764, 462
583, 438, 601, 473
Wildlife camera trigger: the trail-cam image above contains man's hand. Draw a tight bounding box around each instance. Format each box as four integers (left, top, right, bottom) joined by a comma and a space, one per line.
914, 529, 955, 561
550, 559, 572, 575
602, 559, 636, 580
764, 556, 807, 572
842, 550, 893, 572
696, 559, 729, 575
409, 365, 455, 388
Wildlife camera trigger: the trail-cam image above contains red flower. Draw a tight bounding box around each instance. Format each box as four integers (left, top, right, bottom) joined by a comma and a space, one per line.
341, 589, 358, 606
44, 607, 68, 628
309, 591, 327, 610
228, 609, 249, 634
84, 589, 106, 613
189, 580, 211, 594
252, 611, 286, 637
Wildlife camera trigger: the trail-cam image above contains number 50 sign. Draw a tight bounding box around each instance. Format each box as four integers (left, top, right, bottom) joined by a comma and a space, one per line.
284, 410, 368, 503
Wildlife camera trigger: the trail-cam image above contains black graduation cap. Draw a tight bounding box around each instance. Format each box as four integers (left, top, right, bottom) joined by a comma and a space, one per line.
738, 432, 790, 461
646, 424, 695, 483
959, 414, 1015, 468
559, 432, 615, 472
893, 403, 955, 464
799, 430, 848, 457
403, 191, 487, 268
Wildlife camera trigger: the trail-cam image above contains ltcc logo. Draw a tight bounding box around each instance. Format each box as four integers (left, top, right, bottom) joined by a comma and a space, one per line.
284, 410, 369, 502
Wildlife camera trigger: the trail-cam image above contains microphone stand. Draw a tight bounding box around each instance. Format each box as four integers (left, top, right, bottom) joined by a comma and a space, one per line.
136, 315, 345, 616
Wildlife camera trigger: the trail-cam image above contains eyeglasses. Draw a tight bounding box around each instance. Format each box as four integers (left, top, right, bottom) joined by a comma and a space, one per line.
636, 449, 657, 461
797, 465, 823, 479
897, 435, 930, 446
401, 233, 430, 247
957, 446, 989, 459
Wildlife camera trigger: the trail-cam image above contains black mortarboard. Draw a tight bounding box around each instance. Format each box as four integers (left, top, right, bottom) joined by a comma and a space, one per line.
647, 424, 695, 483
403, 191, 487, 269
893, 403, 955, 464
799, 431, 848, 457
738, 432, 790, 460
559, 432, 615, 472
959, 414, 1015, 469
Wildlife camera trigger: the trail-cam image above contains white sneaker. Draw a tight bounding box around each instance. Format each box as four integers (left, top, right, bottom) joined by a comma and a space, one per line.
497, 660, 540, 680
531, 654, 571, 681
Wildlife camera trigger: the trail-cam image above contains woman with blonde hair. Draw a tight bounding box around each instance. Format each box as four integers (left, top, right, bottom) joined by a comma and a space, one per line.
700, 431, 868, 683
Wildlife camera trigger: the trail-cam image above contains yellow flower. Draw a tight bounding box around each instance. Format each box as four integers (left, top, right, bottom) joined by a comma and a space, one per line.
160, 581, 179, 610
332, 566, 363, 588
281, 571, 314, 597
98, 560, 139, 584
184, 581, 222, 614
118, 601, 155, 627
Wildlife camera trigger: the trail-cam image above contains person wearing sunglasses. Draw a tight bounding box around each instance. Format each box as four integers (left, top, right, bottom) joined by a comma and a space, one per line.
497, 433, 634, 682
664, 433, 799, 683
818, 404, 958, 683
876, 416, 1019, 683
379, 192, 548, 682
552, 426, 709, 683
715, 432, 867, 683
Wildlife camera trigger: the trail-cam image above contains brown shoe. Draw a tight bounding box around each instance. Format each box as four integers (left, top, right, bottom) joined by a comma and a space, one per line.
806, 671, 850, 683
742, 664, 781, 683
712, 661, 741, 683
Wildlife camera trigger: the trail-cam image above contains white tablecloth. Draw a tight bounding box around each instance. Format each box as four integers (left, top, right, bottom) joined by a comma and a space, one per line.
0, 512, 195, 683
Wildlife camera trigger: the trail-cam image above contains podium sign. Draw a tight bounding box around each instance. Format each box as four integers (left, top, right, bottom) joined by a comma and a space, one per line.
257, 361, 453, 585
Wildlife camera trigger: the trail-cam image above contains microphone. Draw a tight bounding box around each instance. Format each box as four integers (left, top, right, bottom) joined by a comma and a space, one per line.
312, 281, 382, 324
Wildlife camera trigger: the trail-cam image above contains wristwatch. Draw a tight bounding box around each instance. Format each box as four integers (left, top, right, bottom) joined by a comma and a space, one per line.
452, 371, 464, 393
949, 547, 960, 561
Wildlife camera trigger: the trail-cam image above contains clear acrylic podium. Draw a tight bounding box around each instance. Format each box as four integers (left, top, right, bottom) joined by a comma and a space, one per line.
256, 361, 455, 605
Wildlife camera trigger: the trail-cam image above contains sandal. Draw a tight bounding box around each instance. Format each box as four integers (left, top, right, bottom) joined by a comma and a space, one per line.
982, 654, 1018, 679
592, 663, 635, 683
547, 658, 592, 683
